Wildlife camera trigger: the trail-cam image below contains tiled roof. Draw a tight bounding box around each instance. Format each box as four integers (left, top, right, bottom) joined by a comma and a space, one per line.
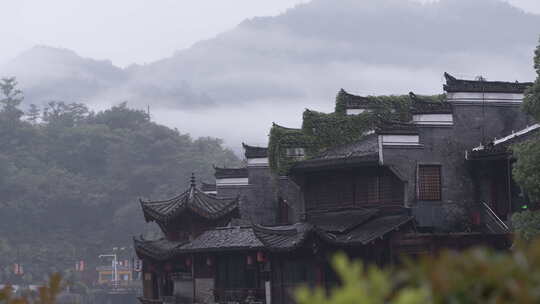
140, 175, 238, 223
253, 223, 316, 251
409, 92, 452, 114
308, 209, 379, 233
291, 134, 379, 171
377, 121, 419, 135
272, 122, 301, 131
242, 143, 268, 159
443, 72, 532, 94
133, 237, 186, 261
134, 212, 413, 258
200, 181, 216, 193
333, 214, 413, 245
253, 211, 413, 251
180, 226, 264, 252
134, 227, 264, 259
339, 89, 382, 109
214, 166, 248, 179
467, 124, 540, 160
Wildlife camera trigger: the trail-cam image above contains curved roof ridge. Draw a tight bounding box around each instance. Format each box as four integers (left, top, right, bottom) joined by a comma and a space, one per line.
140, 177, 239, 223
272, 122, 301, 131
443, 72, 532, 93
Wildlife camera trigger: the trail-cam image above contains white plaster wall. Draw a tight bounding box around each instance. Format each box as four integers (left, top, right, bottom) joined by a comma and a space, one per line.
346, 108, 367, 115
447, 92, 524, 103
216, 177, 249, 186
247, 158, 269, 167
381, 135, 420, 145
413, 114, 453, 125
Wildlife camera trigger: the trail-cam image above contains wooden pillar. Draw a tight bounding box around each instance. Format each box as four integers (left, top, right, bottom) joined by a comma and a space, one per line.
191, 254, 195, 303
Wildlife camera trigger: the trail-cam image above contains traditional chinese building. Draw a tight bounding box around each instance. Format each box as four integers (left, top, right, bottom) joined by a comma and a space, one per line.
134, 73, 535, 304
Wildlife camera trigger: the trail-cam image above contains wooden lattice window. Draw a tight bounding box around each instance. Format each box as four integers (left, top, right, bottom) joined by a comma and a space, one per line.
418, 165, 441, 201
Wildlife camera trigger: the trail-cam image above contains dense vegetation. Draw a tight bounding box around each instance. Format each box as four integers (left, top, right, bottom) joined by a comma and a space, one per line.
269, 90, 444, 175
0, 78, 240, 284
296, 240, 540, 304
512, 37, 540, 238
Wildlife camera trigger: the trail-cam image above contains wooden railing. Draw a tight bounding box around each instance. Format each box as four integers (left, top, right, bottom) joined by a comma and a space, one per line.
481, 202, 509, 234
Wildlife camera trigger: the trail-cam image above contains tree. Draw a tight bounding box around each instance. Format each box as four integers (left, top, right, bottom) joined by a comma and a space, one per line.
26, 104, 41, 125
0, 78, 24, 121
0, 273, 63, 304
42, 101, 90, 128
296, 240, 540, 304
523, 36, 540, 121
511, 36, 540, 230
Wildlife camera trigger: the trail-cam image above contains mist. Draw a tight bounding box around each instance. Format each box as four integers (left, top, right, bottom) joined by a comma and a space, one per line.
1, 0, 539, 148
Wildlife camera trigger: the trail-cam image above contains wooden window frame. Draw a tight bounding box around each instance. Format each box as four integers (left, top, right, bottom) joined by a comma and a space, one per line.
417, 164, 442, 201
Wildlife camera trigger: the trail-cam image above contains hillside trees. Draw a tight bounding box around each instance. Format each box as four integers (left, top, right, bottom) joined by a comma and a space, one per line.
0, 79, 240, 283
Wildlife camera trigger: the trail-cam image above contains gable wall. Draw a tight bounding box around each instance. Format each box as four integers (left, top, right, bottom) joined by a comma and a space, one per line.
382, 100, 533, 230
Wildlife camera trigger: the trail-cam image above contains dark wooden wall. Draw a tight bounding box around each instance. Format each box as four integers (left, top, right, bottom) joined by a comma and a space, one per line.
304, 167, 403, 211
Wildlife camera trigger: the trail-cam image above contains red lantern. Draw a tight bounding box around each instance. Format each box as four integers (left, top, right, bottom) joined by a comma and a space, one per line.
246, 255, 254, 265
185, 257, 192, 268
206, 256, 214, 267
256, 251, 265, 263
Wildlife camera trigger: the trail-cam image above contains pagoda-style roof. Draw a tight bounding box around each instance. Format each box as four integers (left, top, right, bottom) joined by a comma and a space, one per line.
214, 166, 248, 179
140, 174, 239, 223
291, 133, 379, 171
242, 143, 268, 159
443, 72, 532, 94
466, 123, 540, 160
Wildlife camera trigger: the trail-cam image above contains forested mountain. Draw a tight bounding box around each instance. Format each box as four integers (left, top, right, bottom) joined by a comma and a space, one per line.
0, 78, 240, 283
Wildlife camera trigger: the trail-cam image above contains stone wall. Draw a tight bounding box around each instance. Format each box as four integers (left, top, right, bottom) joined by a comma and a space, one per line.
382, 102, 532, 230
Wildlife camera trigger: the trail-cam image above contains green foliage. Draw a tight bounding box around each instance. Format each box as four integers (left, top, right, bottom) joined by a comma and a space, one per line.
512, 210, 540, 241
268, 124, 313, 175
302, 109, 376, 155
0, 273, 63, 304
0, 78, 241, 282
297, 241, 540, 304
269, 90, 444, 174
296, 253, 428, 304
334, 89, 348, 115
523, 37, 540, 121
511, 36, 540, 237
512, 137, 540, 202
0, 78, 24, 121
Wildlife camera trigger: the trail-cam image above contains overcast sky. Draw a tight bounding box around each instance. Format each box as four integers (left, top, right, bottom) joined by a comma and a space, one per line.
1, 0, 539, 67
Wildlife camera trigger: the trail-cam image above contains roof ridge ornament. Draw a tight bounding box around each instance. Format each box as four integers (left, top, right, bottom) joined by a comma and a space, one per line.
190, 172, 196, 188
